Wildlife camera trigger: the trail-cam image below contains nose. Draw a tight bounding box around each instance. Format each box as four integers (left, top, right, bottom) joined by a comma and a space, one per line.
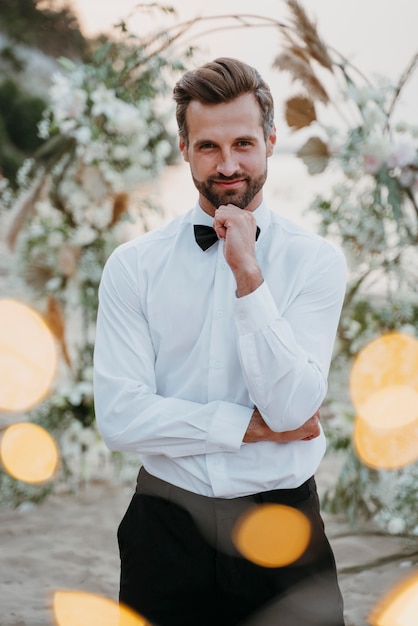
216, 149, 239, 177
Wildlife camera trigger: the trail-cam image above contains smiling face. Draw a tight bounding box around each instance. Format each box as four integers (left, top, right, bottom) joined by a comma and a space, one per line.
179, 93, 276, 216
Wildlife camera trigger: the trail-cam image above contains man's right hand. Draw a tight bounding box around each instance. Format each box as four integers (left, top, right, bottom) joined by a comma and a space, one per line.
243, 408, 321, 443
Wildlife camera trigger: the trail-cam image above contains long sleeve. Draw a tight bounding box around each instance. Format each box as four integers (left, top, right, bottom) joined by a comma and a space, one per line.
235, 240, 347, 431
93, 242, 251, 458
93, 203, 346, 498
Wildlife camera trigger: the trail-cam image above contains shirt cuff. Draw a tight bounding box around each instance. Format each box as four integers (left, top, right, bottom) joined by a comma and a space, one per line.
234, 281, 279, 335
206, 401, 252, 452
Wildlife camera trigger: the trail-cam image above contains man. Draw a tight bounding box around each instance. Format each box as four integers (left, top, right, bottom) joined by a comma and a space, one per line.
94, 57, 346, 625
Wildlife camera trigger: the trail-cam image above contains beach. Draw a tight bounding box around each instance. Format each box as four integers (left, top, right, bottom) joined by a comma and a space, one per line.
1, 154, 417, 625
1, 453, 417, 626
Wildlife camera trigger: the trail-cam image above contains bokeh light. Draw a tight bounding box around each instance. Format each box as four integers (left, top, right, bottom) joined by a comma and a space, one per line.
53, 590, 149, 626
350, 332, 418, 411
0, 422, 59, 483
232, 503, 311, 568
0, 298, 58, 412
350, 333, 418, 470
369, 572, 418, 626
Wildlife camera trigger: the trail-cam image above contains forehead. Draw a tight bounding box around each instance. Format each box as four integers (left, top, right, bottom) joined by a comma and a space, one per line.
186, 93, 263, 142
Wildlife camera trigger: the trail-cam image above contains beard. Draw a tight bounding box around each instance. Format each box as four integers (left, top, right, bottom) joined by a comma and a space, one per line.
192, 168, 267, 210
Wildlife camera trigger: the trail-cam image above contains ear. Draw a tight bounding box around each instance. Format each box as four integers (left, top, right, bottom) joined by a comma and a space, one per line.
266, 126, 277, 157
179, 137, 189, 163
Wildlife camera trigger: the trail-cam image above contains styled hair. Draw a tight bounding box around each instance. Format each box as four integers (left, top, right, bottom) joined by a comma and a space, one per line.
173, 57, 274, 145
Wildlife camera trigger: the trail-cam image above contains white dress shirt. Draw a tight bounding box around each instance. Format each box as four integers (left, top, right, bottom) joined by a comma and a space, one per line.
93, 201, 347, 498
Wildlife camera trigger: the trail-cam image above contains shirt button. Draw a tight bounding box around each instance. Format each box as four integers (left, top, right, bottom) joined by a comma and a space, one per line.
215, 310, 224, 318
221, 262, 228, 269
214, 361, 222, 369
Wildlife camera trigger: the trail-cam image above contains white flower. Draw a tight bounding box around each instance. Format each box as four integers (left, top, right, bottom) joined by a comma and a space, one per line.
361, 103, 388, 130
360, 135, 391, 174
348, 84, 386, 108
82, 141, 107, 165
47, 231, 65, 248
73, 224, 97, 245
112, 145, 130, 161
105, 99, 146, 135
38, 118, 50, 140
88, 203, 113, 229
72, 126, 92, 145
50, 73, 87, 123
67, 381, 93, 405
387, 140, 417, 169
46, 276, 63, 291
387, 517, 406, 535
91, 84, 117, 117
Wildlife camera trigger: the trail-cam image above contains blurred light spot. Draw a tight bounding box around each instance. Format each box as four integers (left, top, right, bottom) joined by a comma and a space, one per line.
53, 591, 149, 626
350, 333, 418, 412
0, 422, 59, 483
232, 503, 311, 568
0, 299, 57, 412
369, 572, 418, 625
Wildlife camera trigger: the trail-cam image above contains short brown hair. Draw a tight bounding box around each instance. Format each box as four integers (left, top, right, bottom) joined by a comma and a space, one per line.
173, 57, 274, 145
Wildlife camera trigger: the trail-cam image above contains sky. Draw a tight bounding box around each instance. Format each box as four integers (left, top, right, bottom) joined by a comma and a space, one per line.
68, 0, 418, 132
69, 0, 418, 77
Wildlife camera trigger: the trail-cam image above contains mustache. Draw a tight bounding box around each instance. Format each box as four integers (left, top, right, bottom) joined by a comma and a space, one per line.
208, 173, 247, 182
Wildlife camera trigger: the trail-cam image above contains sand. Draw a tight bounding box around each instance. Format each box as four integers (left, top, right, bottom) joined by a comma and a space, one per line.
1, 453, 417, 626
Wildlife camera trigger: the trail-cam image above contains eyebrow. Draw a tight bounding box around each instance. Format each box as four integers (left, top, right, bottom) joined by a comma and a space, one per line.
193, 135, 259, 148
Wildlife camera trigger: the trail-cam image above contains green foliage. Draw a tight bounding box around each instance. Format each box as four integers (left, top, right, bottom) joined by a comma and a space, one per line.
0, 80, 46, 151
0, 79, 47, 184
0, 0, 87, 59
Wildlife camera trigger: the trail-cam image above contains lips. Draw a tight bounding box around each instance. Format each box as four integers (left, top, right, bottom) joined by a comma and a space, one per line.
212, 178, 246, 189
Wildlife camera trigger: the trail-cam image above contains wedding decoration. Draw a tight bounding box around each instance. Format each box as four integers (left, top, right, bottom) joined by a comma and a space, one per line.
276, 0, 418, 535
0, 6, 189, 501
1, 0, 417, 536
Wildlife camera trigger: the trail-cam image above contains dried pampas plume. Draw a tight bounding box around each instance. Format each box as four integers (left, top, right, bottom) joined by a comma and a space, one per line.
6, 170, 48, 250
110, 192, 129, 227
275, 49, 329, 104
23, 257, 54, 291
285, 0, 333, 71
275, 0, 334, 105
44, 295, 72, 369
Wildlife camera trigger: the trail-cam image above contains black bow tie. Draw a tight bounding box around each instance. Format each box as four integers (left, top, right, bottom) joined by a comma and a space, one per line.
194, 224, 260, 251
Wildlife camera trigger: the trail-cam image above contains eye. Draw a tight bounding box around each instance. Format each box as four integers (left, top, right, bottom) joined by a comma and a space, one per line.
237, 140, 252, 147
199, 142, 216, 150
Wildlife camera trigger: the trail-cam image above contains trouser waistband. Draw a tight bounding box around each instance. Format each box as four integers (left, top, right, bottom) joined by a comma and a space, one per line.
136, 467, 315, 556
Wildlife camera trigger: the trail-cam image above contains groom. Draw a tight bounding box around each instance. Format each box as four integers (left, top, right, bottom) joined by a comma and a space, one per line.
94, 57, 346, 625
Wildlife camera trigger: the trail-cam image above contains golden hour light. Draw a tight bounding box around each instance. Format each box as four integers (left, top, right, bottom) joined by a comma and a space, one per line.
232, 503, 311, 568
369, 572, 418, 626
53, 590, 149, 626
350, 333, 418, 412
0, 299, 58, 412
353, 412, 418, 471
0, 422, 59, 483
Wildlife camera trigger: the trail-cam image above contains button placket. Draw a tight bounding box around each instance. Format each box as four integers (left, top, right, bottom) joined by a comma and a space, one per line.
207, 243, 233, 400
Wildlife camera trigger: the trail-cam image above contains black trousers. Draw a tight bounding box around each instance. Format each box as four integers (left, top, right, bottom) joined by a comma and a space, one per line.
118, 468, 345, 626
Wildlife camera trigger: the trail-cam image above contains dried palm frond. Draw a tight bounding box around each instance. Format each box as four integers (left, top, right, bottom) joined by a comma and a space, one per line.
285, 0, 334, 71
6, 170, 47, 250
44, 295, 72, 368
274, 49, 329, 103
22, 256, 54, 291
110, 192, 129, 226
296, 136, 330, 175
285, 95, 317, 130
